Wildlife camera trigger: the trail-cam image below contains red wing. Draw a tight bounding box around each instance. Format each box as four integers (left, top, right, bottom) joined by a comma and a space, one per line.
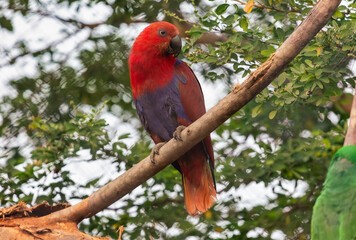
175, 60, 206, 121
174, 60, 215, 167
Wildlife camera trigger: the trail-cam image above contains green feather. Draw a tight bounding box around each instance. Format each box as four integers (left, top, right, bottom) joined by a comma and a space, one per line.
312, 145, 356, 240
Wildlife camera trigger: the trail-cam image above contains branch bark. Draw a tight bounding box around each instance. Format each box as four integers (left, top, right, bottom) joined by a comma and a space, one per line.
41, 0, 341, 225
344, 81, 356, 146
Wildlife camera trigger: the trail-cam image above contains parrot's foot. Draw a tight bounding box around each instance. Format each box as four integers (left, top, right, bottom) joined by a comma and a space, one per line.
173, 125, 186, 141
150, 142, 166, 164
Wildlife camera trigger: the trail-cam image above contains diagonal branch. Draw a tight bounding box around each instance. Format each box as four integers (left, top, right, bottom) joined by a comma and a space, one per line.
44, 0, 341, 224
344, 81, 356, 146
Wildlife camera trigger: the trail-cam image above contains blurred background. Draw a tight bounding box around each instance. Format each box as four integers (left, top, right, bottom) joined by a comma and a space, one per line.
0, 0, 355, 239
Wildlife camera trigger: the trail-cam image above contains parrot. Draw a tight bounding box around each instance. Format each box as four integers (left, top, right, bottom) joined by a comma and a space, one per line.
311, 145, 356, 240
128, 21, 216, 215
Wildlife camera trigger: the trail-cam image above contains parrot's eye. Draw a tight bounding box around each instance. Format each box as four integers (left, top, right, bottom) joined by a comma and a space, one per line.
158, 29, 167, 37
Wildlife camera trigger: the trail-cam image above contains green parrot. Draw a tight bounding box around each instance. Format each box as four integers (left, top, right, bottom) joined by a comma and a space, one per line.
311, 145, 356, 240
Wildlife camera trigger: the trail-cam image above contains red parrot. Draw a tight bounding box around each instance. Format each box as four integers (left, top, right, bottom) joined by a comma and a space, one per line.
128, 21, 216, 215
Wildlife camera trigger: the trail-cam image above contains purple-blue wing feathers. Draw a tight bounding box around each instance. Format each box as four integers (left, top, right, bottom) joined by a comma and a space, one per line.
134, 59, 215, 184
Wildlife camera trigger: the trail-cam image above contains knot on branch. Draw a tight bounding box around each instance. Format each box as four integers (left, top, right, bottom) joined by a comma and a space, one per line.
233, 53, 275, 93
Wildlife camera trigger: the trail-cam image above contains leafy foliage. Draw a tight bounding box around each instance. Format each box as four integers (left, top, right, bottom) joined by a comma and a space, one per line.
0, 0, 355, 239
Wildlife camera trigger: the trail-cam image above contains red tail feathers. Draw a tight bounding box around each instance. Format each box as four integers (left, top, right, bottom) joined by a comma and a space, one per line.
179, 145, 216, 215
182, 164, 216, 215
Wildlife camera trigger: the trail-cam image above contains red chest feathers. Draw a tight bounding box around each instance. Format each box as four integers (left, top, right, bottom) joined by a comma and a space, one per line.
129, 54, 176, 98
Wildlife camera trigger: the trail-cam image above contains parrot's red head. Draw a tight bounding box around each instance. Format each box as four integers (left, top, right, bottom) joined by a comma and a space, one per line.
129, 22, 182, 98
131, 21, 181, 58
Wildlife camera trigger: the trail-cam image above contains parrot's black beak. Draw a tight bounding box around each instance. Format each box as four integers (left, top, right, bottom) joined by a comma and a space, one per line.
168, 35, 182, 58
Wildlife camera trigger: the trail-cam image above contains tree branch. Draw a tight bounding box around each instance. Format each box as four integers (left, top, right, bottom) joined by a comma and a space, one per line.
0, 27, 85, 68
344, 81, 356, 146
0, 7, 102, 68
33, 9, 104, 29
43, 0, 341, 224
170, 12, 228, 45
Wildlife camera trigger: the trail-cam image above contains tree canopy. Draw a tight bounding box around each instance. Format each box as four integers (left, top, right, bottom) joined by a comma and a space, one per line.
0, 0, 355, 239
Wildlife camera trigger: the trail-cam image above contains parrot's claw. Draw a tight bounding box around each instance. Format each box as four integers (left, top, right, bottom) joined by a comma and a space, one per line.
173, 125, 186, 141
150, 142, 166, 164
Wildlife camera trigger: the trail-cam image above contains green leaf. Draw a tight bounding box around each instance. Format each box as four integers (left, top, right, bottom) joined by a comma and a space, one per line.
269, 110, 277, 120
322, 139, 331, 149
0, 17, 13, 31
118, 133, 130, 140
224, 14, 237, 25
205, 56, 217, 63
275, 27, 285, 40
305, 59, 313, 68
277, 72, 287, 86
332, 10, 343, 19
266, 159, 274, 165
299, 63, 305, 73
315, 69, 323, 77
316, 81, 324, 89
84, 177, 101, 187
300, 75, 310, 82
215, 4, 229, 15
251, 104, 262, 118
285, 96, 295, 104
239, 16, 248, 31
320, 77, 330, 83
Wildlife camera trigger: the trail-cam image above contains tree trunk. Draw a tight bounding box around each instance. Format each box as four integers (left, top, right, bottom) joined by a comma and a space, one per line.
0, 202, 109, 240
